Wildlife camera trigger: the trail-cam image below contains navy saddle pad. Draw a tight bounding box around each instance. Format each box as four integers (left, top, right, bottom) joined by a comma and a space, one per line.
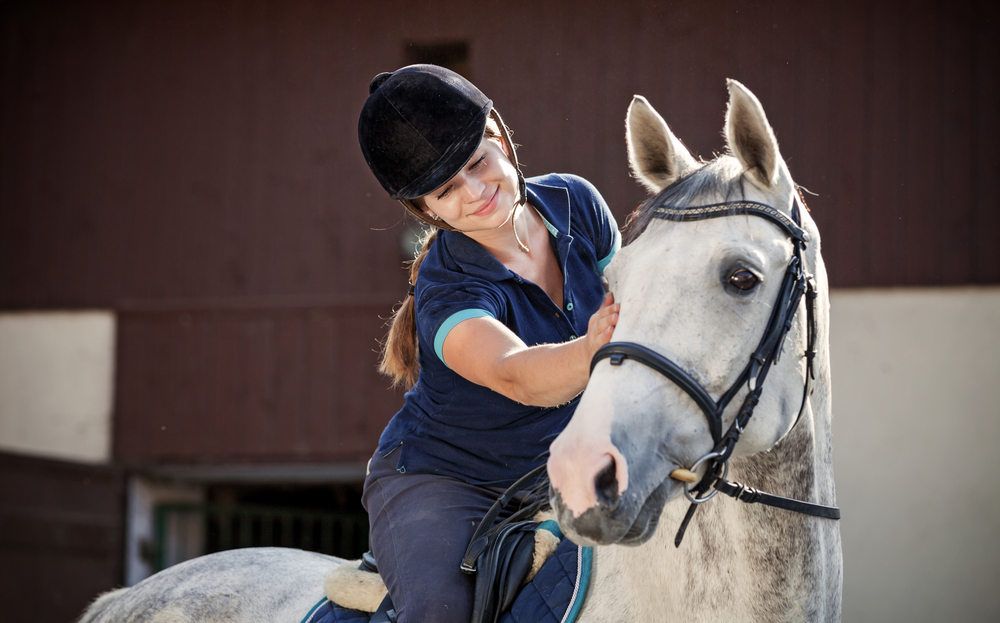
303, 536, 592, 623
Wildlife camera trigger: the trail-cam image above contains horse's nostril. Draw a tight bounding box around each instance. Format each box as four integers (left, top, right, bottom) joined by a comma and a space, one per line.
595, 456, 619, 506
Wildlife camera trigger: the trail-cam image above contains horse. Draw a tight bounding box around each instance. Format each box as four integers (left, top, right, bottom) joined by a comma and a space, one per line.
78, 80, 842, 623
547, 79, 842, 621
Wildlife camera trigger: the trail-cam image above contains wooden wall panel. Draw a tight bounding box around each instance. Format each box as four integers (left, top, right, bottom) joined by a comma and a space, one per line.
1, 0, 996, 298
0, 452, 124, 622
0, 0, 410, 308
114, 299, 403, 464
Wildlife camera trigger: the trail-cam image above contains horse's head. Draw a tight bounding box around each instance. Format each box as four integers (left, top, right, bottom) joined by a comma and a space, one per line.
548, 80, 824, 546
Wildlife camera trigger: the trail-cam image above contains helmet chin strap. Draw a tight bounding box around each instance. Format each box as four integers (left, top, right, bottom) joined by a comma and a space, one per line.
510, 171, 530, 253
491, 109, 530, 254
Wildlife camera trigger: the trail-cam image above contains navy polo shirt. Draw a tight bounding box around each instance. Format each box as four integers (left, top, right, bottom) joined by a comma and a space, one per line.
376, 173, 620, 487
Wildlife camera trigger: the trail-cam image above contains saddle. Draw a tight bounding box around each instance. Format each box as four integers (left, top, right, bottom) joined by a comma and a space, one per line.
460, 466, 550, 623
324, 467, 560, 623
323, 513, 559, 622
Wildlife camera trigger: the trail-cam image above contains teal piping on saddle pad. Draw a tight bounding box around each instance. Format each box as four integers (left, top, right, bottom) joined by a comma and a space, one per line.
563, 546, 593, 623
301, 596, 327, 623
535, 519, 592, 623
535, 519, 563, 539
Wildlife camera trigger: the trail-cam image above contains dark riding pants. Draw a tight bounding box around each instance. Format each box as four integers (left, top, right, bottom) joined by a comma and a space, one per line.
362, 452, 528, 623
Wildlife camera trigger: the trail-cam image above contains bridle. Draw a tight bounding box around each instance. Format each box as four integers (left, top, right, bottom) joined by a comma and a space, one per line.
590, 196, 840, 547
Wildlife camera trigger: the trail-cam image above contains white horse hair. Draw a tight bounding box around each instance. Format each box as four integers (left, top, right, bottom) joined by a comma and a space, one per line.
78, 548, 344, 622
546, 80, 842, 621
78, 81, 841, 623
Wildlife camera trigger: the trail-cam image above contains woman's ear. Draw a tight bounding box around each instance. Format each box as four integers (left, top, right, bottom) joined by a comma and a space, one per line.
417, 198, 439, 221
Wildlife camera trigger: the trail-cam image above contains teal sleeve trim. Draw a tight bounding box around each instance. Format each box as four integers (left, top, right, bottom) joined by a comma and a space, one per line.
434, 309, 496, 365
597, 230, 621, 274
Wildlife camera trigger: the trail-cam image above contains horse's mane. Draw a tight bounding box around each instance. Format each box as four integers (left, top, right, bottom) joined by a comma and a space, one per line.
622, 156, 746, 244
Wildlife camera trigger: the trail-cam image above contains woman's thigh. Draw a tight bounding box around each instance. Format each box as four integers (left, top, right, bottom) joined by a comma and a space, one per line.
363, 454, 503, 623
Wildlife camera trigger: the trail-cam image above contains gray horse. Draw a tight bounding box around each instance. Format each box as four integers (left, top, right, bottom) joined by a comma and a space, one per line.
548, 80, 842, 621
80, 80, 842, 623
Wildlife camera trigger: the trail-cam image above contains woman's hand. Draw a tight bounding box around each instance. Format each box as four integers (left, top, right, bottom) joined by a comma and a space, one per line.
583, 292, 619, 359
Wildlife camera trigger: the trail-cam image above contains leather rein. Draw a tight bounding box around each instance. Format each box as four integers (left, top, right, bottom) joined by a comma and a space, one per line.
590, 197, 840, 547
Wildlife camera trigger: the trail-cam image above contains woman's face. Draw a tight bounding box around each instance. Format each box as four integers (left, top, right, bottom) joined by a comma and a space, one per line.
419, 135, 520, 234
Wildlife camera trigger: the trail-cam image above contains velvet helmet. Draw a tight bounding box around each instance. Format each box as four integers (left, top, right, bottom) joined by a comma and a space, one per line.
358, 64, 524, 230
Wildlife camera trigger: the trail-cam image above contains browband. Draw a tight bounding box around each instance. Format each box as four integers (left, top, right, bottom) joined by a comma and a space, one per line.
652, 201, 810, 245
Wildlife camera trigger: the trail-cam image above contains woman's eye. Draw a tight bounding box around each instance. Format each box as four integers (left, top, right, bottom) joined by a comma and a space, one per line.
728, 269, 759, 291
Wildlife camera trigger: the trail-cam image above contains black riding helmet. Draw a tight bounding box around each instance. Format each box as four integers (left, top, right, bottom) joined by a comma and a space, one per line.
358, 64, 524, 231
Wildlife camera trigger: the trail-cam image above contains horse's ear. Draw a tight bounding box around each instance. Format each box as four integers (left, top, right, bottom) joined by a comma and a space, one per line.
724, 79, 781, 189
626, 95, 698, 193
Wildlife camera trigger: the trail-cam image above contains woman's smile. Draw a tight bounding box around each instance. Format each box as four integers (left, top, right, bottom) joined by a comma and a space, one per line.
469, 187, 500, 218
421, 137, 521, 236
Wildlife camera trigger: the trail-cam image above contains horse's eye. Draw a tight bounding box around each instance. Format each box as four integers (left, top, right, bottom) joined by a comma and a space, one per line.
728, 269, 759, 291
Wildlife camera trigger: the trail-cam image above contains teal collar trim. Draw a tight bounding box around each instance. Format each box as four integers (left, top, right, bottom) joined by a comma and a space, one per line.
539, 212, 560, 238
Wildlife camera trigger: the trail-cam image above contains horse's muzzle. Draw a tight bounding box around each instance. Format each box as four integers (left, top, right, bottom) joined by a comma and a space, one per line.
549, 476, 673, 546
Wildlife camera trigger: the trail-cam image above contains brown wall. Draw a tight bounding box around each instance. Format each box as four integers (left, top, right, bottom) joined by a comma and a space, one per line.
115, 298, 402, 464
1, 0, 998, 465
0, 452, 125, 622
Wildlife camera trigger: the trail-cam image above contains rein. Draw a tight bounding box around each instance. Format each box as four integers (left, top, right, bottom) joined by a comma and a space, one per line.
590, 199, 840, 547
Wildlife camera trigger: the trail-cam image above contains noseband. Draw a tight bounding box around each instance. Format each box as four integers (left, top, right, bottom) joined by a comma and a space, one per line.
590, 197, 840, 546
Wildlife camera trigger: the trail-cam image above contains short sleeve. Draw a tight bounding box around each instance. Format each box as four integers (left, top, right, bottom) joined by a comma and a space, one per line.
416, 276, 507, 366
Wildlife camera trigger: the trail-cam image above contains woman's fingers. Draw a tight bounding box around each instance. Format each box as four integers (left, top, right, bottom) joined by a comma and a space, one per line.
586, 293, 619, 351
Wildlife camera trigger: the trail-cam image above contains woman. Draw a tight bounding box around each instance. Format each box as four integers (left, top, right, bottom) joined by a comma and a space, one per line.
357, 64, 620, 623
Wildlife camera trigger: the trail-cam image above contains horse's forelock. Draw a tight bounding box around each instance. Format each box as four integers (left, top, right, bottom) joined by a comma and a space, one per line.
622, 157, 746, 244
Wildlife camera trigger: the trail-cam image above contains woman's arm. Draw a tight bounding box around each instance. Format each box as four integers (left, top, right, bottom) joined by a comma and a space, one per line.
441, 293, 619, 407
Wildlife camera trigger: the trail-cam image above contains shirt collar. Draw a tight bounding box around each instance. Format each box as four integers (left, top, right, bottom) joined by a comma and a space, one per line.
526, 177, 572, 237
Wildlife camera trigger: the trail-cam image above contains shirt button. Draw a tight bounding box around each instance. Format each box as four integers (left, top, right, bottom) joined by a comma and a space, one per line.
570, 335, 577, 340
566, 302, 574, 311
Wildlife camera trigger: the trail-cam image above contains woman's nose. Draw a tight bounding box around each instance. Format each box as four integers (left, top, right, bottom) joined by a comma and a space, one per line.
457, 173, 484, 202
